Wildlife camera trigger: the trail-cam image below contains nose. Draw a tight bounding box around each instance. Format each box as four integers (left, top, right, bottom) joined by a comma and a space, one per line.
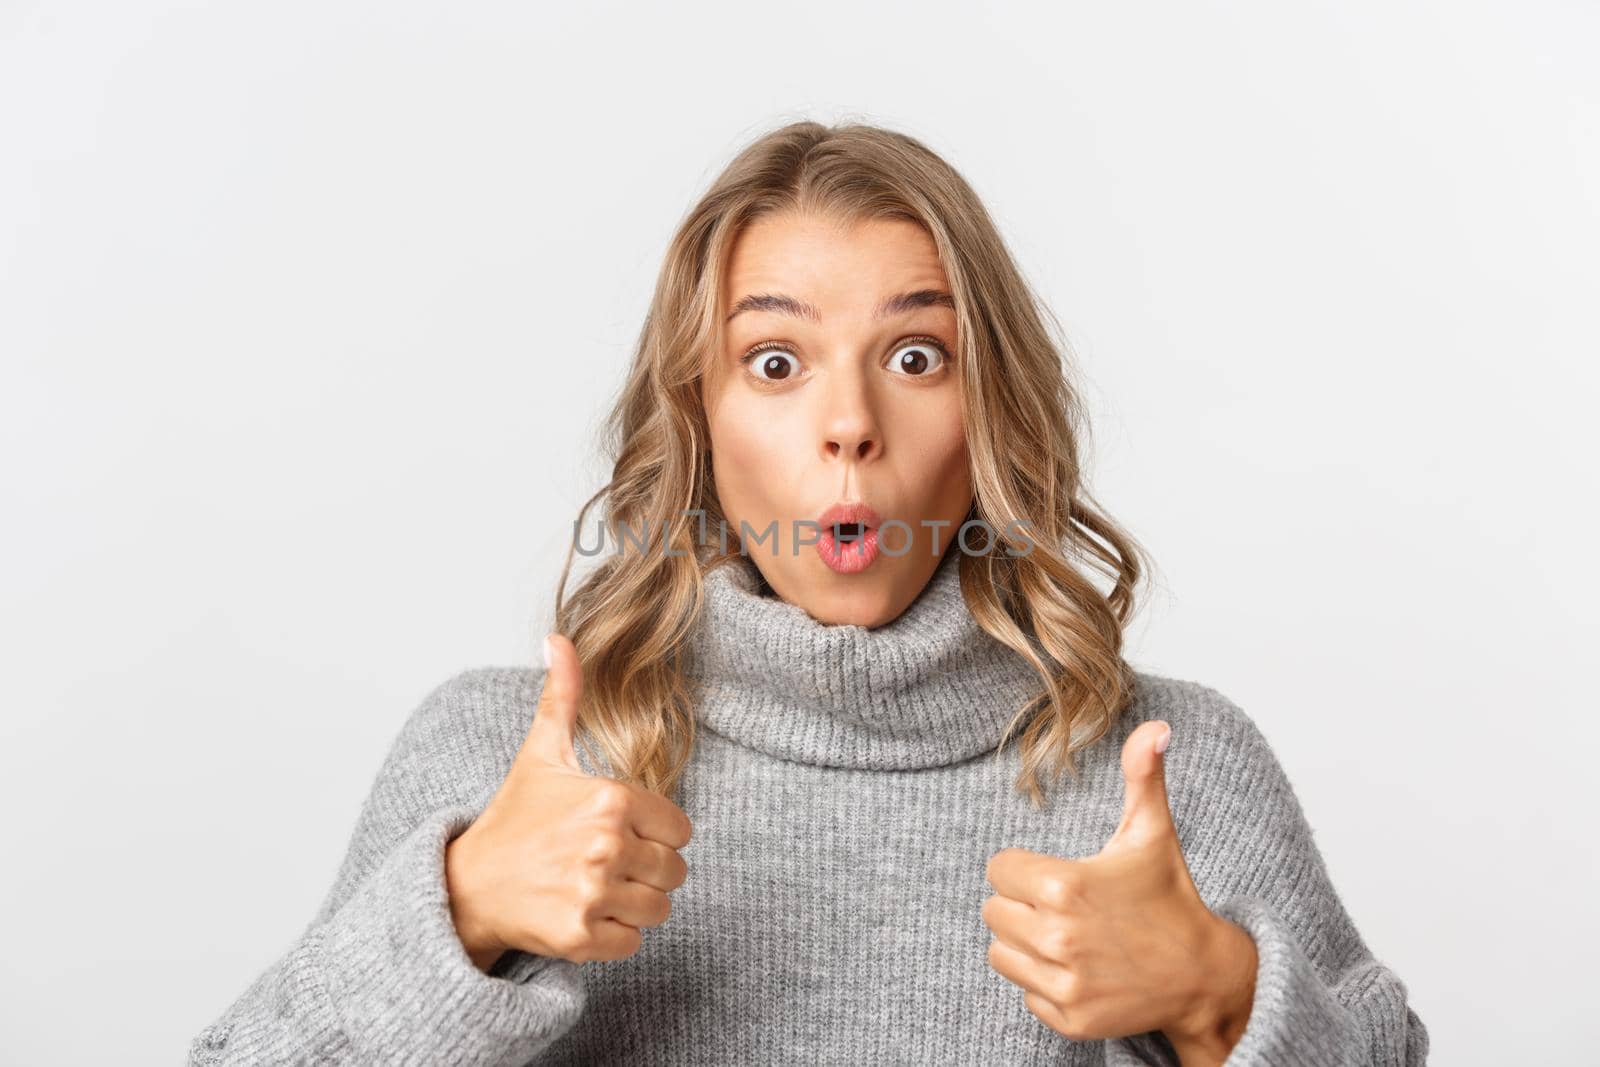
819, 368, 883, 465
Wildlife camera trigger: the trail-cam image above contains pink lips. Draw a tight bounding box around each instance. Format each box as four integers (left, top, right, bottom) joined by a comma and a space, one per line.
815, 502, 883, 574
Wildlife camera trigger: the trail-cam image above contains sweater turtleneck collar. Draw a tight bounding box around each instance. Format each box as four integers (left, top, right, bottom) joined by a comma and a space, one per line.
680, 546, 1044, 771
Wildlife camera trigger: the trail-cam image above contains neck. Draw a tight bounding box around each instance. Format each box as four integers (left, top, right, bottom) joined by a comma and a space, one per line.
681, 548, 1043, 770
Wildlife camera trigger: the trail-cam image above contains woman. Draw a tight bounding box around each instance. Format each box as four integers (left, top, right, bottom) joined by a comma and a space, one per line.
189, 121, 1427, 1065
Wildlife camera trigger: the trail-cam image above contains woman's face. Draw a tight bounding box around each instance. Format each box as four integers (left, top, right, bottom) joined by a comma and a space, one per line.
702, 210, 972, 627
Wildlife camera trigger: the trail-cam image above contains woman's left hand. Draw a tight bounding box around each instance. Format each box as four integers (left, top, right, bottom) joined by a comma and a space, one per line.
983, 720, 1259, 1067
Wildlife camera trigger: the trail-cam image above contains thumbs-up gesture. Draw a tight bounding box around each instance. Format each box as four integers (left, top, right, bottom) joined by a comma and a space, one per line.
983, 721, 1258, 1064
443, 633, 694, 974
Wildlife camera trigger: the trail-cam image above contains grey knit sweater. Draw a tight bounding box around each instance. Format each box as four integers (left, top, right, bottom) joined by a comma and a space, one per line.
188, 547, 1428, 1065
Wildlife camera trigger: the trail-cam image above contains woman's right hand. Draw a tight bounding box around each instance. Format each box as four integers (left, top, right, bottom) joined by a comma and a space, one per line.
443, 632, 694, 973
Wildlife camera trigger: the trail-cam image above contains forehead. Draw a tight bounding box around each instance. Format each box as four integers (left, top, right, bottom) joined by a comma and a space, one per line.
721, 212, 951, 309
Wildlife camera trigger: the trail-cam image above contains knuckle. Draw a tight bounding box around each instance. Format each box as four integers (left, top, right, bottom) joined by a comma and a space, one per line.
573, 869, 611, 913
1023, 992, 1055, 1037
1038, 875, 1074, 912
1040, 924, 1073, 963
551, 917, 592, 961
1048, 969, 1079, 1009
1063, 1006, 1100, 1041
583, 830, 627, 868
590, 780, 635, 819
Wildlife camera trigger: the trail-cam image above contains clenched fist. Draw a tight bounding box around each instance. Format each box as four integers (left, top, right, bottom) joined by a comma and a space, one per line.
983, 720, 1258, 1065
444, 633, 694, 973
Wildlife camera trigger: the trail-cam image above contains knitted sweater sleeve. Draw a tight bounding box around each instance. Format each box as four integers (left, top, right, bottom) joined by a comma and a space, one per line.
1105, 691, 1429, 1067
186, 669, 586, 1066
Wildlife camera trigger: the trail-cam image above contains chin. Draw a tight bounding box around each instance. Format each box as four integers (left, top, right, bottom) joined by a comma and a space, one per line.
795, 559, 906, 628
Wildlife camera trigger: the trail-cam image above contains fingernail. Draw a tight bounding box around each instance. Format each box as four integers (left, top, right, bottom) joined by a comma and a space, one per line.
542, 633, 554, 670
1154, 723, 1171, 755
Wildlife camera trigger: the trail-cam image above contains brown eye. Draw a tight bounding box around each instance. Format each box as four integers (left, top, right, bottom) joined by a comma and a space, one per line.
745, 348, 800, 382
889, 340, 947, 376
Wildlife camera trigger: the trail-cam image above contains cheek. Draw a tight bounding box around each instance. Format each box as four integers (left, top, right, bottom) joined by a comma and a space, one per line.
706, 393, 806, 522
906, 395, 971, 508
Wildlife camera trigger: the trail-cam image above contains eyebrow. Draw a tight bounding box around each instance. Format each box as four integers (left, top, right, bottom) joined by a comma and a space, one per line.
724, 288, 955, 323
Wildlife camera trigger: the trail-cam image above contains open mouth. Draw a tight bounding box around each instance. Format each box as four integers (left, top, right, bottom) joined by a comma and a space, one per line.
814, 503, 883, 574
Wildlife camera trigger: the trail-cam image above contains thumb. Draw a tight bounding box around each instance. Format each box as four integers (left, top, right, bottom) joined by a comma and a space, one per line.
1106, 719, 1175, 849
521, 631, 586, 772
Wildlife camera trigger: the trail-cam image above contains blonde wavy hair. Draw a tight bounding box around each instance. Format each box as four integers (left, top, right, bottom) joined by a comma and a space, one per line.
552, 119, 1154, 810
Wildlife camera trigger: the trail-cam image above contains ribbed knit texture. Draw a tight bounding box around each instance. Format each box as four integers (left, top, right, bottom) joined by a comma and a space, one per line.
188, 548, 1428, 1065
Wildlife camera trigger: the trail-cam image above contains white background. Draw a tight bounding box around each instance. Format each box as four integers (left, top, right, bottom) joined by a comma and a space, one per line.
3, 2, 1595, 1063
